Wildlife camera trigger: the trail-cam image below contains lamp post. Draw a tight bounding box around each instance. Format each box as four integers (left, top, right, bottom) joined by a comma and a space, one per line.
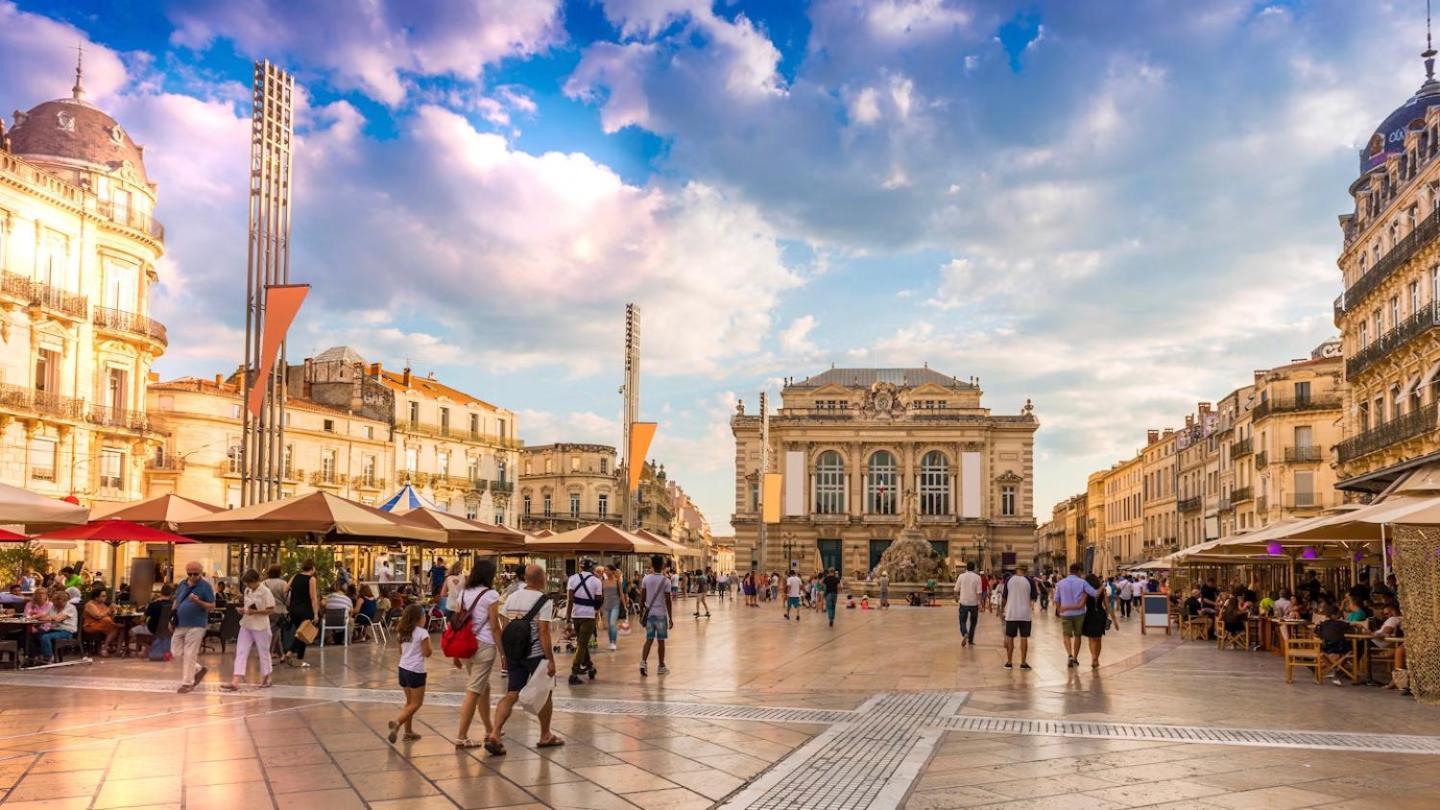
781, 532, 798, 572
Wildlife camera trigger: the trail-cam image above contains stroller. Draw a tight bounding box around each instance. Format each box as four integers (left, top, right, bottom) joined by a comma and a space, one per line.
549, 595, 577, 654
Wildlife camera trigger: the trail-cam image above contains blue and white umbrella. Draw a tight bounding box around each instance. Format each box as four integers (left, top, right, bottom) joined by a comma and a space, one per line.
378, 484, 439, 514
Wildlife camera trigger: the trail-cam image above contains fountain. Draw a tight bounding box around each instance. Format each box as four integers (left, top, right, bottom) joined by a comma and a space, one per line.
865, 490, 952, 601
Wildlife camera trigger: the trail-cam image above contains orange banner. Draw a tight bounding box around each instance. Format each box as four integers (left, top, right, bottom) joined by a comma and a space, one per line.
762, 473, 782, 523
247, 284, 309, 419
628, 422, 657, 491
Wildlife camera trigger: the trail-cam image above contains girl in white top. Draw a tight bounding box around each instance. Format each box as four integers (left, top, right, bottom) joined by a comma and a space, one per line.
390, 604, 431, 744
226, 569, 276, 691
441, 562, 466, 612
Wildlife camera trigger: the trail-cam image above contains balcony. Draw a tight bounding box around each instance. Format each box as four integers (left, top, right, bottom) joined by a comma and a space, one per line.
1340, 204, 1440, 317
1229, 437, 1252, 459
1283, 445, 1324, 463
1219, 498, 1234, 513
96, 200, 165, 241
93, 307, 168, 348
145, 456, 184, 473
393, 420, 524, 449
1231, 486, 1254, 503
1256, 496, 1268, 513
520, 512, 622, 529
433, 474, 480, 491
87, 404, 157, 435
1255, 450, 1267, 469
1, 271, 87, 320
1346, 301, 1440, 380
309, 471, 346, 487
1337, 402, 1439, 463
1178, 496, 1202, 512
492, 480, 514, 494
1251, 394, 1342, 421
0, 383, 87, 421
1285, 493, 1335, 509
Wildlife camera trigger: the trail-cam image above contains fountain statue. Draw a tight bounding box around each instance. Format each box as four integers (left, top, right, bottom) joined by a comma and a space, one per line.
872, 489, 950, 584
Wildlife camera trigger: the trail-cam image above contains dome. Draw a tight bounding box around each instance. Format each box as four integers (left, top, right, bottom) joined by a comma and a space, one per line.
9, 94, 149, 185
1360, 42, 1440, 176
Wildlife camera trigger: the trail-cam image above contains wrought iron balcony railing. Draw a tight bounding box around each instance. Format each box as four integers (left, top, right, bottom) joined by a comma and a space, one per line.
1340, 204, 1440, 316
1231, 486, 1254, 503
87, 404, 157, 434
96, 200, 165, 241
1177, 496, 1202, 512
1255, 450, 1268, 469
1251, 394, 1342, 421
93, 306, 168, 346
1283, 445, 1323, 462
0, 383, 87, 421
1, 271, 88, 319
1337, 402, 1440, 463
1346, 301, 1440, 380
1229, 437, 1253, 459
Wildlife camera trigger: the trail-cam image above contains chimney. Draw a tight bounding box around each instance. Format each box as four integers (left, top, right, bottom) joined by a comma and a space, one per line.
1185, 415, 1194, 428
369, 362, 382, 378
1162, 428, 1174, 439
402, 367, 412, 387
1198, 401, 1212, 413
214, 374, 223, 386
1146, 429, 1159, 444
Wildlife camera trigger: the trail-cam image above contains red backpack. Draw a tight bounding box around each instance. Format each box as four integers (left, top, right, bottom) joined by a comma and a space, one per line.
440, 589, 485, 659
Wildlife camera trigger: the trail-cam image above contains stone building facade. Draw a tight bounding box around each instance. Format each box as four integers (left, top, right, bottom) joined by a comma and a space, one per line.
518, 443, 620, 532
730, 368, 1038, 576
0, 67, 166, 508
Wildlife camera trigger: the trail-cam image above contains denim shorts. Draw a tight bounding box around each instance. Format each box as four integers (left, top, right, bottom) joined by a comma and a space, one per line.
398, 667, 427, 689
645, 615, 669, 640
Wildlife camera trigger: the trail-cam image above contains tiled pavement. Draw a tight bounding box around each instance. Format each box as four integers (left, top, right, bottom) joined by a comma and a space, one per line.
0, 598, 1436, 808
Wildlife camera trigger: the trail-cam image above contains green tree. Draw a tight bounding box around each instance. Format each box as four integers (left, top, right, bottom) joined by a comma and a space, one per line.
0, 546, 49, 586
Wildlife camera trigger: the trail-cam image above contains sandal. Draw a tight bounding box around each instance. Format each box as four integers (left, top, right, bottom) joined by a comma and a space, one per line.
484, 739, 507, 756
387, 721, 399, 744
221, 683, 240, 692
259, 677, 272, 689
454, 738, 483, 749
537, 736, 565, 748
402, 733, 422, 741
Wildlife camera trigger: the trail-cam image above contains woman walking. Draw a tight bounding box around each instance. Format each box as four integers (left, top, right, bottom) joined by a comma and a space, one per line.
693, 568, 711, 618
390, 604, 431, 744
262, 565, 289, 659
225, 570, 275, 690
283, 560, 320, 668
601, 566, 628, 650
1082, 574, 1109, 669
454, 559, 501, 749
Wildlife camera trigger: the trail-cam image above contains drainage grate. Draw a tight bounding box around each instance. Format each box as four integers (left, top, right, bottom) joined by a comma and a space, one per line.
939, 714, 1440, 755
556, 697, 855, 725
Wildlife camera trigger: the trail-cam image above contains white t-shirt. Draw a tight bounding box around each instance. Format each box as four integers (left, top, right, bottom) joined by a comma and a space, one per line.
1272, 597, 1292, 617
56, 602, 78, 633
567, 572, 603, 619
443, 574, 466, 611
640, 573, 671, 618
785, 575, 803, 598
459, 586, 500, 646
240, 584, 276, 632
503, 587, 555, 659
399, 626, 430, 673
954, 571, 982, 606
1118, 580, 1134, 600
1375, 615, 1403, 646
1002, 575, 1034, 622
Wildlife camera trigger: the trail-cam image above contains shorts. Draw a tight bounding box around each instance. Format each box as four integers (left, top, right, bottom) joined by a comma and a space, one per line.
645, 614, 669, 640
787, 596, 801, 608
1061, 615, 1086, 637
505, 656, 544, 692
464, 644, 496, 692
398, 667, 427, 689
1004, 620, 1032, 638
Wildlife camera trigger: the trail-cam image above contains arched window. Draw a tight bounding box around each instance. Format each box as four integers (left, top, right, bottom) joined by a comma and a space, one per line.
919, 451, 949, 515
814, 450, 845, 515
866, 451, 897, 514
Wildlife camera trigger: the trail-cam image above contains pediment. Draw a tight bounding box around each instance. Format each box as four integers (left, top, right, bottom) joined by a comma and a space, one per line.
994, 470, 1024, 483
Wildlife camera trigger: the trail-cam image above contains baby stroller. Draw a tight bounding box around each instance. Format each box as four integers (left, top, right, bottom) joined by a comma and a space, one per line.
549, 595, 577, 654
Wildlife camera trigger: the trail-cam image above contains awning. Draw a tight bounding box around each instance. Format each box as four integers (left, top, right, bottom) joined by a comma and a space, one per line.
1398, 373, 1422, 402
179, 491, 445, 545
1421, 359, 1440, 390
0, 483, 88, 530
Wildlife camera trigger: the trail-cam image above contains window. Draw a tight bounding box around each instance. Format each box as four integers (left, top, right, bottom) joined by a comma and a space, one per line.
231, 403, 242, 419
570, 495, 580, 519
497, 461, 507, 483
467, 457, 479, 483
29, 437, 56, 481
408, 401, 420, 423
1294, 471, 1315, 506
544, 458, 552, 474
600, 457, 609, 474
1359, 401, 1371, 432
105, 367, 128, 415
571, 456, 581, 471
1373, 309, 1382, 339
1293, 381, 1310, 405
598, 493, 609, 518
283, 445, 294, 479
440, 407, 450, 435
469, 413, 479, 437
99, 448, 124, 489
1390, 296, 1400, 328
1374, 396, 1385, 425
525, 461, 532, 475
919, 450, 950, 515
1411, 280, 1421, 315
1392, 385, 1403, 420
404, 446, 417, 472
1433, 266, 1439, 305
365, 425, 374, 440
814, 450, 845, 514
1294, 425, 1313, 449
34, 348, 60, 393
437, 450, 449, 475
228, 436, 241, 474
542, 494, 552, 517
865, 451, 897, 514
323, 418, 335, 433
523, 495, 532, 515
498, 418, 507, 438
363, 455, 376, 487
1001, 484, 1017, 517
321, 449, 336, 483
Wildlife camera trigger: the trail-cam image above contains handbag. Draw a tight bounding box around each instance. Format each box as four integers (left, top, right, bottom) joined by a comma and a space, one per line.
294, 619, 318, 645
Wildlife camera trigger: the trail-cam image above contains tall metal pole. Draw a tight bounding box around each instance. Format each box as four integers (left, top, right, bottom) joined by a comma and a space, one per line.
240, 60, 295, 509
622, 304, 640, 531
757, 391, 769, 572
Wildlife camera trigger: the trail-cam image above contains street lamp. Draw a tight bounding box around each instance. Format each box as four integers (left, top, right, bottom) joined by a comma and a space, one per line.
781, 532, 798, 572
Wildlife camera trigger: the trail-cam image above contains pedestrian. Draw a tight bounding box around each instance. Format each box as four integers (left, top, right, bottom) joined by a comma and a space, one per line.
954, 562, 982, 646
601, 565, 628, 650
783, 569, 803, 620
1000, 563, 1035, 670
173, 562, 215, 693
717, 571, 729, 600
822, 568, 841, 627
565, 559, 602, 685
979, 572, 990, 613
389, 604, 431, 744
878, 571, 890, 609
1054, 563, 1100, 668
453, 559, 502, 749
1117, 575, 1134, 618
693, 569, 711, 618
768, 571, 779, 602
487, 564, 562, 755
440, 561, 466, 612
639, 554, 673, 676
225, 569, 275, 691
1082, 573, 1109, 668
283, 560, 320, 669
429, 557, 449, 598
262, 565, 289, 658
1037, 575, 1051, 612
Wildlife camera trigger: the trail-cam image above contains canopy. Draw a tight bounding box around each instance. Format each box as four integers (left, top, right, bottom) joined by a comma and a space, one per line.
178, 491, 444, 545
1286, 494, 1440, 541
32, 519, 196, 546
529, 529, 555, 539
0, 528, 30, 543
635, 528, 700, 558
526, 523, 667, 555
1167, 509, 1378, 565
1124, 559, 1171, 571
90, 493, 223, 531
390, 507, 526, 552
379, 485, 439, 513
0, 482, 88, 530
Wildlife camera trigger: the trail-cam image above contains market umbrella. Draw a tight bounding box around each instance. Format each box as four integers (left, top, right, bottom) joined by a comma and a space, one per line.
378, 484, 439, 513
529, 529, 555, 539
32, 519, 198, 587
0, 482, 88, 531
1285, 495, 1440, 541
526, 523, 667, 555
90, 493, 224, 531
178, 490, 445, 545
389, 507, 526, 552
634, 528, 696, 558
0, 528, 29, 542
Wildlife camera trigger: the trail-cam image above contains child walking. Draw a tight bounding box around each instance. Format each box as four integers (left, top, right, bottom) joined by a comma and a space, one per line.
390, 604, 431, 744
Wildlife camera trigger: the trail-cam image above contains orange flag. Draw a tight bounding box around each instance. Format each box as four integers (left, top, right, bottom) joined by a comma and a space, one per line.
628, 422, 657, 491
247, 284, 309, 419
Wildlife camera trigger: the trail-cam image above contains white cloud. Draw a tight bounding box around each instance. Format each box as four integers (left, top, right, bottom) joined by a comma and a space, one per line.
778, 315, 818, 354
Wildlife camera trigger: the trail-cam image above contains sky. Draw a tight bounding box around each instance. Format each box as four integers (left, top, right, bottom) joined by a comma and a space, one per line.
0, 0, 1431, 533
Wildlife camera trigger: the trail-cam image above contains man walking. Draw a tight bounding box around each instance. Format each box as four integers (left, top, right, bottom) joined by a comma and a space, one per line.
565, 560, 602, 685
953, 562, 982, 646
822, 568, 841, 627
1000, 564, 1035, 670
488, 564, 562, 755
173, 562, 215, 693
640, 555, 673, 676
1117, 575, 1134, 619
1054, 563, 1099, 668
783, 570, 803, 621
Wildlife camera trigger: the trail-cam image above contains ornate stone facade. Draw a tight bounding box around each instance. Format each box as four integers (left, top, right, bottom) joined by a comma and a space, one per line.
731, 368, 1038, 576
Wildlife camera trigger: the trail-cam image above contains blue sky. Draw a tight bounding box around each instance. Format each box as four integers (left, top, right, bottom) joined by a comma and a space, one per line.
0, 0, 1430, 532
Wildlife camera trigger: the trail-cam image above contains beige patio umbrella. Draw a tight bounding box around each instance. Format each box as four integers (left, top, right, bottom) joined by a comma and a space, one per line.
525, 523, 667, 555
391, 507, 526, 552
0, 482, 88, 531
634, 528, 698, 558
91, 493, 224, 531
178, 490, 444, 545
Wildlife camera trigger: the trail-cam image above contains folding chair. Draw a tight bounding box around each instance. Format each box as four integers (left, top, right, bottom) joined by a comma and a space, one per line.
1284, 637, 1323, 684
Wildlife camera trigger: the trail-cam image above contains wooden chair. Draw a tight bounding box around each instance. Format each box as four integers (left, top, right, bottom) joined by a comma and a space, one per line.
1217, 620, 1249, 651
1368, 642, 1401, 683
1181, 614, 1209, 641
1284, 637, 1324, 684
0, 640, 18, 669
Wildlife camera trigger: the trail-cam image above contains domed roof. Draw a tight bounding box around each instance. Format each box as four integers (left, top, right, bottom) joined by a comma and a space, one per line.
1361, 40, 1440, 176
8, 68, 148, 185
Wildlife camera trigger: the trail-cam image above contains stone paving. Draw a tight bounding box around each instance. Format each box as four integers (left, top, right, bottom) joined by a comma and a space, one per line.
0, 596, 1435, 809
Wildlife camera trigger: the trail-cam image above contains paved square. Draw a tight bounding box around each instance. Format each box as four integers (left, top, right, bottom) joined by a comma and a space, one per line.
0, 600, 1436, 809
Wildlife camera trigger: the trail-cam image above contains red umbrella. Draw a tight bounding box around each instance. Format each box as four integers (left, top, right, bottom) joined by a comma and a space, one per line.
33, 519, 196, 586
0, 528, 29, 542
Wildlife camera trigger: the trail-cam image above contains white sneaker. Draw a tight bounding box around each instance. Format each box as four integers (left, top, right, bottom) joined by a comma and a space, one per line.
608, 643, 617, 651
658, 664, 669, 675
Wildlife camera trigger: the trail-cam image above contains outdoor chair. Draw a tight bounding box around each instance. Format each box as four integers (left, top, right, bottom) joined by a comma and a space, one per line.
52, 637, 83, 663
1321, 646, 1358, 683
318, 608, 351, 647
1180, 614, 1209, 641
1283, 637, 1324, 684
203, 606, 241, 654
0, 640, 18, 669
354, 613, 386, 645
1368, 643, 1401, 683
1217, 621, 1249, 651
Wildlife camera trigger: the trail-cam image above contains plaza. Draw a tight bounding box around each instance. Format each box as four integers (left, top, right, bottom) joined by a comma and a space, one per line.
0, 598, 1436, 810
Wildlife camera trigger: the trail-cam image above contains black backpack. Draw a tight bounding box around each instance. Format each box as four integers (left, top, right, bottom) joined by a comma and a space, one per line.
501, 594, 549, 662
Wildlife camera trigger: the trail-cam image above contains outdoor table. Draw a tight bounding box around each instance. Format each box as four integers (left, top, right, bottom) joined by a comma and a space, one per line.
1344, 633, 1376, 684
0, 617, 40, 665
